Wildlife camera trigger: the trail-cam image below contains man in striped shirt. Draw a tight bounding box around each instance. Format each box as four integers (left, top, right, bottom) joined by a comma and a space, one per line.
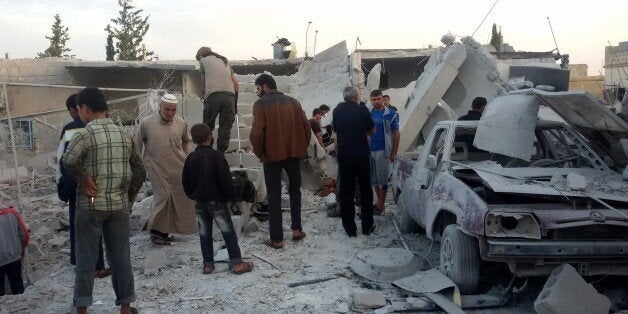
63, 87, 145, 314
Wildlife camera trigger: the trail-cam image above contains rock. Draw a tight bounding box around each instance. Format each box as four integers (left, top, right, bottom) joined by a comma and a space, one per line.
241, 219, 259, 234
374, 305, 392, 314
214, 248, 229, 262
354, 291, 387, 309
534, 263, 611, 314
335, 303, 350, 313
167, 255, 185, 267
143, 250, 167, 274
48, 236, 68, 248
566, 173, 587, 191
130, 196, 153, 232
261, 270, 282, 278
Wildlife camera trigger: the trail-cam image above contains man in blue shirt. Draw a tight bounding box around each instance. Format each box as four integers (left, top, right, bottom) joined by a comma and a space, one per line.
332, 86, 376, 236
369, 90, 400, 214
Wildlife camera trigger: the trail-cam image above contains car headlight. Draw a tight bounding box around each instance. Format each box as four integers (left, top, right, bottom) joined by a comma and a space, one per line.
485, 212, 541, 239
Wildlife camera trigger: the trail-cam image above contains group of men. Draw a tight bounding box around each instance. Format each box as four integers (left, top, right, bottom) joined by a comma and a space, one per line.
12, 44, 407, 312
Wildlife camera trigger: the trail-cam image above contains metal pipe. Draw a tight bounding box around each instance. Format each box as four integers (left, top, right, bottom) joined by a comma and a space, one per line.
2, 83, 23, 212
305, 21, 312, 58
313, 30, 319, 57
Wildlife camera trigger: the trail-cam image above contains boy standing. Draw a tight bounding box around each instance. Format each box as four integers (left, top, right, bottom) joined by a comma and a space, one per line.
0, 204, 29, 296
182, 123, 253, 275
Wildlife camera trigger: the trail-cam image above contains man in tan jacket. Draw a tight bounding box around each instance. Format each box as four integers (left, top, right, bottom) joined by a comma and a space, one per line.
250, 74, 311, 249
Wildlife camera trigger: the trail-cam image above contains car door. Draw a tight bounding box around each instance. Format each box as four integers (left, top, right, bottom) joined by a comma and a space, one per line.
401, 125, 450, 227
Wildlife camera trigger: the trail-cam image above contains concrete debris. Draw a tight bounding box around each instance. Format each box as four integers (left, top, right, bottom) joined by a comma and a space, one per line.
241, 219, 260, 234
334, 302, 350, 313
534, 263, 611, 314
354, 291, 387, 309
366, 63, 382, 94
130, 195, 153, 232
143, 250, 168, 275
566, 173, 588, 191
349, 248, 421, 283
292, 41, 350, 124
167, 255, 185, 267
0, 166, 28, 184
48, 236, 68, 248
474, 94, 540, 160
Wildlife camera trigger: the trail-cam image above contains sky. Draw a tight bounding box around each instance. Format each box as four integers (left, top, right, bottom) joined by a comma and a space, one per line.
1, 0, 626, 75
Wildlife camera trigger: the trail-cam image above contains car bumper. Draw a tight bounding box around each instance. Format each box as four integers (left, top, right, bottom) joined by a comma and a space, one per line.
480, 239, 628, 276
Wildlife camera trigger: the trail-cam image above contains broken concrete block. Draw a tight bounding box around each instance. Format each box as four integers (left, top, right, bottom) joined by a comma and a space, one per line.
566, 173, 587, 191
534, 263, 611, 314
0, 166, 28, 184
241, 219, 259, 234
143, 250, 167, 275
167, 255, 185, 267
335, 302, 350, 313
48, 236, 68, 248
130, 196, 153, 232
354, 291, 387, 309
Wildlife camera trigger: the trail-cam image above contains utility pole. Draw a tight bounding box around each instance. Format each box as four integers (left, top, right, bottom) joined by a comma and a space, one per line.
305, 21, 312, 59
313, 30, 319, 57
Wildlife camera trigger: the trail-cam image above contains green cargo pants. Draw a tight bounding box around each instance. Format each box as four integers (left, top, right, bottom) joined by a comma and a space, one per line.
203, 92, 236, 153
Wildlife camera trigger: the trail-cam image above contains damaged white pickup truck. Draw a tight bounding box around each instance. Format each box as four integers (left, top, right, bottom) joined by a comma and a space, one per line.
392, 90, 628, 294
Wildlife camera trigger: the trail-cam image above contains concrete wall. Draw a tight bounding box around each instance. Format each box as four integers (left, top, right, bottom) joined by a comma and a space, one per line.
0, 58, 73, 85
604, 45, 628, 97
568, 64, 604, 100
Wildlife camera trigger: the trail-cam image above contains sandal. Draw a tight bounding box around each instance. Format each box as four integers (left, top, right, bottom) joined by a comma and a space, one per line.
292, 230, 306, 241
263, 239, 284, 249
94, 268, 112, 279
202, 264, 215, 274
231, 261, 254, 275
151, 235, 171, 246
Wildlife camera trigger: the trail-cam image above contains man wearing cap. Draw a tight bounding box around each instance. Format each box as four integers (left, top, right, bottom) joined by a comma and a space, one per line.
196, 46, 239, 153
135, 94, 197, 245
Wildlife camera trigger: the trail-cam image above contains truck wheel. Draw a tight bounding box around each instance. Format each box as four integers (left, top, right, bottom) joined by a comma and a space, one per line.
440, 224, 480, 294
398, 200, 422, 234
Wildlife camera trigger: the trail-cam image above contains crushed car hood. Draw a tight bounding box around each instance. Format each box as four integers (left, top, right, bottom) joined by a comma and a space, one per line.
458, 161, 628, 204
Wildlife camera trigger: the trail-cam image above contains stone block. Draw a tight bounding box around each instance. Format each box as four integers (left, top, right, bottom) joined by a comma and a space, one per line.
0, 166, 28, 184
230, 126, 251, 140
48, 236, 68, 248
354, 291, 387, 309
238, 92, 258, 104
237, 103, 254, 115
566, 173, 587, 191
143, 250, 167, 275
534, 263, 611, 314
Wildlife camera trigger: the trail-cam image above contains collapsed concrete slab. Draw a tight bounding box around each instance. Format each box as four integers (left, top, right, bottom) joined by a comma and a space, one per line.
366, 63, 381, 95
474, 94, 540, 160
291, 41, 350, 123
349, 248, 421, 283
534, 263, 611, 314
398, 36, 508, 152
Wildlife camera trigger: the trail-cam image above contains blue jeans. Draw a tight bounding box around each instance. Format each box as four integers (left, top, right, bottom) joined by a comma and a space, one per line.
196, 201, 242, 266
74, 207, 135, 307
69, 194, 105, 269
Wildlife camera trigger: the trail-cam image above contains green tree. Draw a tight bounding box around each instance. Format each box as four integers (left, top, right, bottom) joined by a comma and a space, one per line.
106, 34, 115, 61
38, 14, 73, 58
489, 23, 503, 52
105, 0, 153, 61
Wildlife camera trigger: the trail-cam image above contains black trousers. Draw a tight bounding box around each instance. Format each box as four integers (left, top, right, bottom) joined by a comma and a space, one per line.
338, 156, 373, 236
263, 157, 302, 242
0, 259, 24, 296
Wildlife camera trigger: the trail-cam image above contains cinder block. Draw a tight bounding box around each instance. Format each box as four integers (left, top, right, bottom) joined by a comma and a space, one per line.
237, 103, 254, 115
534, 263, 611, 314
237, 92, 259, 104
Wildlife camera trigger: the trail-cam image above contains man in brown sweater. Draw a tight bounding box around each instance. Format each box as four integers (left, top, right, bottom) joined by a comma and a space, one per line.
250, 74, 311, 249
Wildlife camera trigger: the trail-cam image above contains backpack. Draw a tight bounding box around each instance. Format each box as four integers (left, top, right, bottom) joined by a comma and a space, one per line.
232, 170, 256, 203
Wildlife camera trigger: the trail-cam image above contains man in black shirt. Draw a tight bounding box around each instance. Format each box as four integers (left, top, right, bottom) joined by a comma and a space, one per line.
332, 86, 376, 237
458, 97, 487, 121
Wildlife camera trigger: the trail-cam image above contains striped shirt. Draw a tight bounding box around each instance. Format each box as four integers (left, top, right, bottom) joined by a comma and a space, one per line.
63, 118, 146, 211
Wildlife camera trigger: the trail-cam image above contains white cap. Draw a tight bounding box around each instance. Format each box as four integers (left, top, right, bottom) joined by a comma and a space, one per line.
161, 93, 178, 104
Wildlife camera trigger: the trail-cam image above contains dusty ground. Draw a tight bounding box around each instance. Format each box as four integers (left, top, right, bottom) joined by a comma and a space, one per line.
0, 183, 623, 313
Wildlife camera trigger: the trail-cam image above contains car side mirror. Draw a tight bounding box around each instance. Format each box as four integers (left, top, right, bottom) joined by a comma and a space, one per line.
427, 154, 438, 170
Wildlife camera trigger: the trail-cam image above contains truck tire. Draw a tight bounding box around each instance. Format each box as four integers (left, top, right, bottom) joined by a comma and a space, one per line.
397, 199, 422, 234
440, 224, 480, 294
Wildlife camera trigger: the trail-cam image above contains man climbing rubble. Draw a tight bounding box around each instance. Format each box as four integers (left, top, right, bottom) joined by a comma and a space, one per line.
196, 46, 239, 153
135, 94, 196, 245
